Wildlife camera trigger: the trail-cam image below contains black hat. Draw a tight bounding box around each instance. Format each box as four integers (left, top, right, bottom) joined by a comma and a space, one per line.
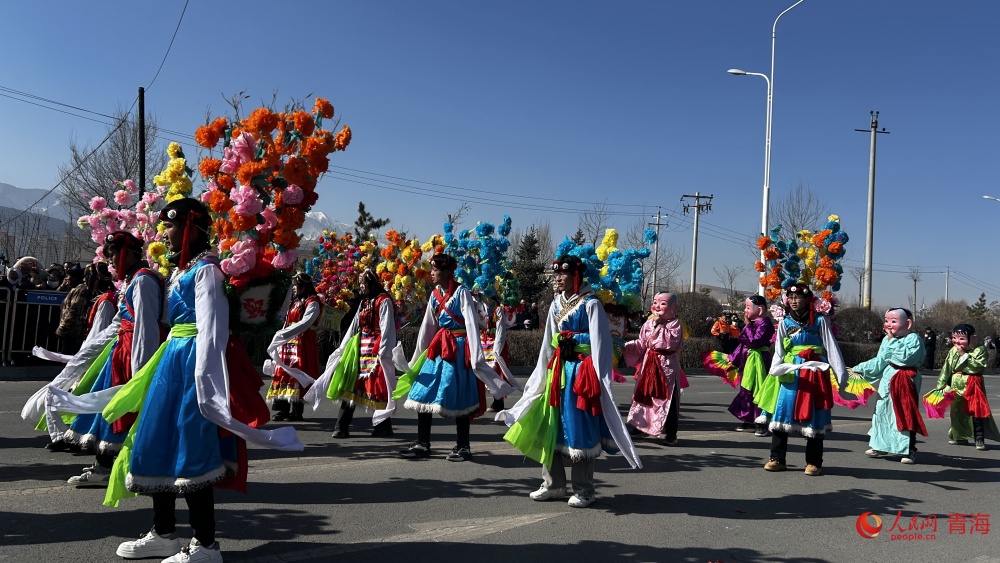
429, 253, 457, 271
785, 283, 813, 296
551, 255, 586, 274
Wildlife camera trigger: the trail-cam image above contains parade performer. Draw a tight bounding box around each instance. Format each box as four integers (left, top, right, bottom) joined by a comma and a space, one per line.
762, 283, 855, 476
265, 273, 322, 422
497, 255, 640, 508
729, 295, 775, 436
480, 296, 520, 412
310, 268, 398, 438
852, 308, 926, 464
48, 198, 303, 562
935, 323, 1000, 450
394, 253, 513, 462
64, 232, 164, 486
623, 291, 684, 445
23, 262, 118, 451
711, 315, 740, 354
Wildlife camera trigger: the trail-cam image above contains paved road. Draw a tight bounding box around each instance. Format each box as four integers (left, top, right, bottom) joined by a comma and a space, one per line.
2, 367, 999, 562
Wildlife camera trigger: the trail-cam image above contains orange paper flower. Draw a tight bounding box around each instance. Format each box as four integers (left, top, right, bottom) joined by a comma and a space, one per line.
208, 190, 234, 214
245, 108, 279, 136
313, 98, 334, 119
230, 212, 257, 232
195, 125, 221, 149
757, 237, 772, 250
199, 157, 222, 179
754, 260, 766, 273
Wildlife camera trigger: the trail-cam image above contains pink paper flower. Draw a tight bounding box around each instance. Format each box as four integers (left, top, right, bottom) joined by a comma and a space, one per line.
271, 249, 298, 270
221, 132, 255, 174
769, 304, 785, 320
221, 239, 258, 276
119, 210, 138, 229
230, 184, 263, 216
283, 185, 304, 205
257, 207, 277, 233
122, 179, 138, 194
813, 297, 832, 315
89, 196, 107, 212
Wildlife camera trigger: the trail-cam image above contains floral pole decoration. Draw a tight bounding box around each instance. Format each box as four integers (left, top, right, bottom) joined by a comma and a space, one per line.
192, 97, 352, 290
376, 229, 431, 324
442, 216, 514, 302
76, 179, 168, 277
307, 231, 360, 312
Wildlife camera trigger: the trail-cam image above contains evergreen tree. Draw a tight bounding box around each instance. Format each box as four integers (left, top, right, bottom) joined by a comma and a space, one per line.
968, 292, 989, 321
571, 228, 586, 245
513, 226, 546, 303
354, 201, 390, 240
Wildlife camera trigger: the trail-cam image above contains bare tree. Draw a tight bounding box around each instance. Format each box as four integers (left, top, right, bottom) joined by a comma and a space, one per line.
624, 218, 682, 301
446, 202, 471, 227
771, 180, 829, 237
908, 266, 922, 315
536, 220, 554, 263
578, 199, 611, 245
57, 106, 167, 222
850, 266, 866, 306
714, 264, 748, 308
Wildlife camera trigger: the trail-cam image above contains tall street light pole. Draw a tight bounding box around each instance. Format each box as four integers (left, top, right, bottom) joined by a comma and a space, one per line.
727, 0, 807, 296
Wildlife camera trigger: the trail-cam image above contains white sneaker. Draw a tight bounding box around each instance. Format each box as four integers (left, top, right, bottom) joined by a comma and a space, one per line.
901, 455, 916, 465
68, 466, 110, 486
529, 486, 568, 501
161, 539, 223, 563
567, 494, 596, 508
864, 449, 886, 458
116, 529, 181, 559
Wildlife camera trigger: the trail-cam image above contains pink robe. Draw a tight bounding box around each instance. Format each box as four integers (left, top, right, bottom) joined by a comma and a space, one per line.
623, 318, 684, 436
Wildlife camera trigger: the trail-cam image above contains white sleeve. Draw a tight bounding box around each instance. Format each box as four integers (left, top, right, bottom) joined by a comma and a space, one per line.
372, 297, 399, 425
267, 300, 321, 387
496, 304, 556, 425
193, 263, 302, 451
589, 299, 640, 469
304, 308, 360, 410
131, 275, 162, 374
462, 289, 513, 398
408, 296, 438, 365
88, 300, 117, 343
819, 316, 848, 388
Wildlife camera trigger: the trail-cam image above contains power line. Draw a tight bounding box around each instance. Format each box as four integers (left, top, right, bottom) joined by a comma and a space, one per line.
146, 0, 190, 90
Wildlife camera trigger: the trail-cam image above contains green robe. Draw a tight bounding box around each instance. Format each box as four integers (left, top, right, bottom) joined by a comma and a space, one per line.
936, 345, 999, 441
852, 333, 924, 455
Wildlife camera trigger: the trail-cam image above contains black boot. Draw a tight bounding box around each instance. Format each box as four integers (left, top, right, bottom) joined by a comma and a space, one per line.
332, 401, 354, 438
288, 401, 305, 422
271, 399, 290, 421
371, 418, 393, 437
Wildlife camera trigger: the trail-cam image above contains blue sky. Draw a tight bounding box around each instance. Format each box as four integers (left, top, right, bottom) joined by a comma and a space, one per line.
0, 1, 997, 309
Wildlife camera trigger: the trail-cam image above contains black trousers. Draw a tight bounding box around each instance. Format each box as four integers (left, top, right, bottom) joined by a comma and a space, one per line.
337, 401, 391, 432
272, 399, 303, 416
416, 412, 470, 448
153, 486, 215, 546
909, 431, 917, 455
770, 430, 824, 467
974, 418, 986, 442
662, 385, 680, 439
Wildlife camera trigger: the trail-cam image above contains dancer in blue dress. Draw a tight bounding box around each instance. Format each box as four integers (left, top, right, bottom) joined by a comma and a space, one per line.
497, 255, 640, 508
395, 254, 513, 461
761, 283, 855, 476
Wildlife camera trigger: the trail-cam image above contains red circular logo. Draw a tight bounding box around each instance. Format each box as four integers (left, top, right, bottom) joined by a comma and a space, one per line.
856, 512, 883, 539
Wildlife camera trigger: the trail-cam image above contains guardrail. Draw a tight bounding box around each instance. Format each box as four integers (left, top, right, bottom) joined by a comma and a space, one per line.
4, 289, 66, 365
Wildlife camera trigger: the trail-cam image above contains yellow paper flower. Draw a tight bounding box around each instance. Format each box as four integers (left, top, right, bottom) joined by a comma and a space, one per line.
828, 214, 839, 222
148, 241, 168, 258
167, 142, 182, 158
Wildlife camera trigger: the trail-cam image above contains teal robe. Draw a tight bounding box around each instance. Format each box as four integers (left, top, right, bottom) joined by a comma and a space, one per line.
853, 333, 925, 455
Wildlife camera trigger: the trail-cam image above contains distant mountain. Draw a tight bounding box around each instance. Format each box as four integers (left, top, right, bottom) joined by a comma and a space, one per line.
0, 206, 73, 236
301, 211, 354, 241
0, 182, 72, 221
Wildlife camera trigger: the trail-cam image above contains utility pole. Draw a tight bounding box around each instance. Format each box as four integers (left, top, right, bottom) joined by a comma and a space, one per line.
854, 110, 889, 310
648, 207, 667, 293
681, 192, 713, 293
138, 86, 146, 198
944, 267, 950, 302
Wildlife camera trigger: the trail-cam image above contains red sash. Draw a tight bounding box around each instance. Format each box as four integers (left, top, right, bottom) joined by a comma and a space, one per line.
963, 374, 993, 417
793, 349, 833, 422
546, 331, 602, 416
632, 349, 672, 406
888, 365, 927, 435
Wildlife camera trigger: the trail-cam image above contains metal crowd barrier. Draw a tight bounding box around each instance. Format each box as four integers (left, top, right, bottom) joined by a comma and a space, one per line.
4, 289, 66, 365
0, 286, 11, 366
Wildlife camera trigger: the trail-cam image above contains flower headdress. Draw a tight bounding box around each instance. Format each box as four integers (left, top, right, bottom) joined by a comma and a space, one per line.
189, 97, 351, 288
553, 227, 654, 313
76, 178, 168, 276
756, 214, 849, 314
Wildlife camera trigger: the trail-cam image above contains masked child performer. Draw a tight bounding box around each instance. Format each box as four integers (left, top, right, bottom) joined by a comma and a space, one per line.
63, 232, 165, 486
497, 255, 640, 508
728, 295, 776, 436
623, 291, 684, 445
23, 262, 118, 452
761, 283, 855, 477
935, 323, 1000, 451
851, 308, 927, 464
394, 253, 514, 462
265, 273, 322, 422
308, 268, 399, 438
48, 198, 303, 562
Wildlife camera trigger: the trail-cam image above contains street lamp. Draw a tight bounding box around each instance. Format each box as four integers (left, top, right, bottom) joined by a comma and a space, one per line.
984, 195, 1000, 202
728, 0, 807, 296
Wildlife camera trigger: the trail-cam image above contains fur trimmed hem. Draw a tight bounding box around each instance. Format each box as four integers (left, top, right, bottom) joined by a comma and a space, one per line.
556, 443, 603, 462
63, 430, 96, 449
754, 413, 770, 425
403, 399, 479, 418
97, 440, 123, 455
126, 464, 231, 495
768, 420, 831, 438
